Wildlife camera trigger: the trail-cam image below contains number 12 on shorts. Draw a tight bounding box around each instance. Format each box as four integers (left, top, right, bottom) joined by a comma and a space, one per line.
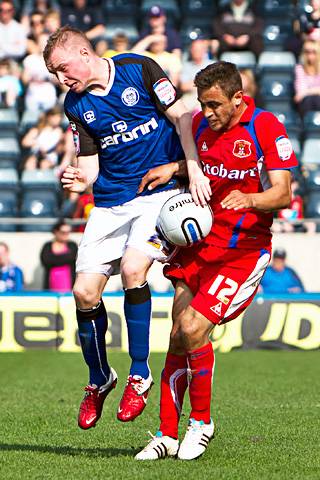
208, 274, 239, 305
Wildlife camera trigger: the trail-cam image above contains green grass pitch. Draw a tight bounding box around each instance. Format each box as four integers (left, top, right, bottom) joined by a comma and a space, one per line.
0, 350, 319, 480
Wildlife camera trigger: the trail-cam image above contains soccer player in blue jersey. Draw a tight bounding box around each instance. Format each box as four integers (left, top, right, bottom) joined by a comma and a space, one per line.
44, 26, 210, 430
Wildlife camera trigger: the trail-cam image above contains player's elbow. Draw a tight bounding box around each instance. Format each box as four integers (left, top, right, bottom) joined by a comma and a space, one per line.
278, 190, 291, 209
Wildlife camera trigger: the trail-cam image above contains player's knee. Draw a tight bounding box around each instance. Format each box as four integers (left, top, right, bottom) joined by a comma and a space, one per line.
121, 261, 147, 287
73, 284, 100, 309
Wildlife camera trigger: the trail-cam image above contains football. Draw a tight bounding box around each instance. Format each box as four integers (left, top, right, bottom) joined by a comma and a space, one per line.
157, 192, 213, 247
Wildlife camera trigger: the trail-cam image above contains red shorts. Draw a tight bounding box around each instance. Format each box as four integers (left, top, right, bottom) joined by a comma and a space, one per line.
164, 243, 271, 325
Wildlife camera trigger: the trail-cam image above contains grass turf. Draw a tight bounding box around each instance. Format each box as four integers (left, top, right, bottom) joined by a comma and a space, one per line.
0, 350, 319, 480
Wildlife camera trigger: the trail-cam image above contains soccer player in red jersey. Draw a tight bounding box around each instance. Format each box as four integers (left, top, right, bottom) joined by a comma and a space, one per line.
136, 61, 298, 460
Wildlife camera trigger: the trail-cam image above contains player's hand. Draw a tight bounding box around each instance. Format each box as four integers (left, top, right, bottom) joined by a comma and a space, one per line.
221, 190, 254, 210
137, 164, 176, 193
61, 165, 87, 193
189, 171, 212, 207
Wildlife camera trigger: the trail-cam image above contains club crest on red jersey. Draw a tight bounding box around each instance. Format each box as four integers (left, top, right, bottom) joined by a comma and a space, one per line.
232, 139, 252, 158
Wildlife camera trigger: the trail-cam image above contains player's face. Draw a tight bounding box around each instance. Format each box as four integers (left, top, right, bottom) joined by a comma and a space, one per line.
198, 84, 242, 131
46, 46, 91, 93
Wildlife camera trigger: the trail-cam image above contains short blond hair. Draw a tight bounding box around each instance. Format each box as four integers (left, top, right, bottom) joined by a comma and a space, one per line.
43, 26, 94, 64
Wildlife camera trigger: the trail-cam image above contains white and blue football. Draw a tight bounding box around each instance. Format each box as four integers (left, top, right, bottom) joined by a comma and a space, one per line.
157, 192, 213, 247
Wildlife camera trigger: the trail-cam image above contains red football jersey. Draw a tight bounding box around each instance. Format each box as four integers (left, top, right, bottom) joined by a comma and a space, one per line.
192, 96, 298, 249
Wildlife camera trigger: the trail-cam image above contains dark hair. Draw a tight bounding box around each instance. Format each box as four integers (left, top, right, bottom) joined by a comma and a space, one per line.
194, 61, 243, 99
43, 25, 93, 64
52, 220, 69, 233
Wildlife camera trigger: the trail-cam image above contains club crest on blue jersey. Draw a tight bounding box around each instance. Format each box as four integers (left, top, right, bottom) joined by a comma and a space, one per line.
121, 87, 139, 106
83, 110, 96, 124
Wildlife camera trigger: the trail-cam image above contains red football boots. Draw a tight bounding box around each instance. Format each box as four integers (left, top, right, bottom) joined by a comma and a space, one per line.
78, 368, 118, 429
117, 374, 154, 422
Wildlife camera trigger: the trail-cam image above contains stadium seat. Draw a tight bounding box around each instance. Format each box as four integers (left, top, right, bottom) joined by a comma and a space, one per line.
0, 189, 19, 231
220, 51, 256, 69
303, 111, 320, 139
0, 108, 19, 138
180, 0, 216, 17
273, 110, 302, 138
19, 109, 41, 134
20, 189, 60, 232
304, 191, 320, 218
301, 139, 320, 166
263, 21, 294, 51
304, 166, 320, 192
258, 51, 296, 74
21, 169, 60, 192
260, 75, 293, 102
0, 137, 21, 167
255, 0, 295, 18
180, 19, 212, 47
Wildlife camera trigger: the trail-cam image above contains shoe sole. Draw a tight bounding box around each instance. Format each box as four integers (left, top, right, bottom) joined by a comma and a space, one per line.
117, 382, 154, 423
78, 378, 118, 430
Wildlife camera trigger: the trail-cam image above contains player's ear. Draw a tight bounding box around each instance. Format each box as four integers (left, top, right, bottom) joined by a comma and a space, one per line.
80, 47, 90, 62
233, 90, 243, 107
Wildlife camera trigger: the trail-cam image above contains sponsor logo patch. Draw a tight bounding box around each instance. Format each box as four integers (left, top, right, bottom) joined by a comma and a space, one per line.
83, 110, 96, 124
233, 139, 252, 158
153, 78, 176, 105
112, 120, 127, 133
121, 87, 139, 106
275, 135, 293, 161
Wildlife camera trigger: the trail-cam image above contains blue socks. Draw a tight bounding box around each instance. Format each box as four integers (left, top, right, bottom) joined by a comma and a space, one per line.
76, 300, 111, 387
124, 282, 151, 379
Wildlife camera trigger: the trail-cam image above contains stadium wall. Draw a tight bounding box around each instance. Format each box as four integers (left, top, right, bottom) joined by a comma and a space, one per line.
0, 292, 319, 352
1, 232, 320, 292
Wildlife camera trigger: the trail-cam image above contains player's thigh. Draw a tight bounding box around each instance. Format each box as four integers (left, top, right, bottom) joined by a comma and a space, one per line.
127, 188, 181, 261
73, 272, 108, 308
192, 249, 271, 325
76, 206, 130, 276
171, 281, 213, 350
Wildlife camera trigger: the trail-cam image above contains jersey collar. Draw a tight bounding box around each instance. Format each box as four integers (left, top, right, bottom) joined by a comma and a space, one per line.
88, 58, 115, 97
239, 95, 256, 123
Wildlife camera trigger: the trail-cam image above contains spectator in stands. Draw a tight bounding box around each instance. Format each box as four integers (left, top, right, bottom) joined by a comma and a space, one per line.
73, 188, 94, 232
0, 242, 24, 292
21, 0, 60, 31
138, 5, 181, 58
260, 248, 305, 294
0, 58, 23, 107
294, 39, 320, 117
22, 32, 57, 112
26, 11, 45, 54
272, 178, 316, 234
44, 9, 61, 35
239, 68, 264, 108
179, 37, 212, 113
102, 31, 131, 58
21, 106, 64, 170
132, 34, 181, 86
0, 0, 27, 61
298, 0, 320, 41
60, 0, 105, 44
40, 220, 77, 292
213, 0, 263, 59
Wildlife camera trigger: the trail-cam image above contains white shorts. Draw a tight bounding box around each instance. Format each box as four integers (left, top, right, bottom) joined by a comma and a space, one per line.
76, 188, 182, 276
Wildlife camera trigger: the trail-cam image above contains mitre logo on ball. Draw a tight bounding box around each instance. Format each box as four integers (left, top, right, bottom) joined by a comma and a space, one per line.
157, 192, 213, 247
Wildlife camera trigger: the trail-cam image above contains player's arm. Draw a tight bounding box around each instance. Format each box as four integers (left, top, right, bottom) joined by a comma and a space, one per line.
165, 99, 211, 206
61, 109, 99, 193
141, 56, 211, 205
61, 154, 99, 193
221, 169, 292, 211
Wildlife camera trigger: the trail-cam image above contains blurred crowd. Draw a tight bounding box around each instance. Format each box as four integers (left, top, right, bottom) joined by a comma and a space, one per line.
0, 0, 320, 292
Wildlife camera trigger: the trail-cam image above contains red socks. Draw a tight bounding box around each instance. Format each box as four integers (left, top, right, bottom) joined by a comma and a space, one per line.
159, 352, 188, 438
187, 342, 215, 424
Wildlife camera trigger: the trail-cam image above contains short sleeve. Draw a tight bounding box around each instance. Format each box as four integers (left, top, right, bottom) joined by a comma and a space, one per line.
255, 112, 298, 170
65, 110, 98, 157
141, 56, 181, 112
